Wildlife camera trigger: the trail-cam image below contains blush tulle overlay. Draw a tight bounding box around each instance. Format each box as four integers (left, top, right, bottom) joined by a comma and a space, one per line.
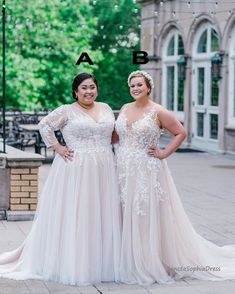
0, 102, 121, 286
115, 105, 235, 285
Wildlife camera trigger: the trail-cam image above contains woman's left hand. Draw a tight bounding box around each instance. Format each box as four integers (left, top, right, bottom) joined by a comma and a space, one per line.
148, 148, 166, 160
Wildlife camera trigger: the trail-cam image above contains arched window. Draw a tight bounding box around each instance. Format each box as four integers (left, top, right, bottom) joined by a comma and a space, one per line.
191, 24, 220, 150
197, 30, 207, 53
162, 30, 185, 120
197, 28, 219, 54
228, 27, 235, 125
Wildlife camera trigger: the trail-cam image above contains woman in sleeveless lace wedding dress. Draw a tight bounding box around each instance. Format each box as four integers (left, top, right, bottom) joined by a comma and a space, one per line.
0, 73, 121, 285
115, 70, 235, 285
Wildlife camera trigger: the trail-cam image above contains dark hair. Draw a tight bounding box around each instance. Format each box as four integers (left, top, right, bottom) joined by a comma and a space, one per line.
72, 73, 98, 100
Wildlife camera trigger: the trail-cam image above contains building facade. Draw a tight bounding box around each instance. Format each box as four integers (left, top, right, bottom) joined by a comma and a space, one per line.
141, 0, 235, 153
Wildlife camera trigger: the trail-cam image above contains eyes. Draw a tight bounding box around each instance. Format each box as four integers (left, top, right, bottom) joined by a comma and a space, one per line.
80, 85, 96, 90
130, 83, 143, 88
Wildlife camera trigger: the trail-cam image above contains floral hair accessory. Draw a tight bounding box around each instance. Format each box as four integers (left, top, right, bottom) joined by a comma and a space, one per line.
127, 70, 154, 91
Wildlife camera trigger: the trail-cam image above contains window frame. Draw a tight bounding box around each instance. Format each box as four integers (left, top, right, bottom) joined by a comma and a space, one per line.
162, 29, 185, 121
228, 27, 235, 125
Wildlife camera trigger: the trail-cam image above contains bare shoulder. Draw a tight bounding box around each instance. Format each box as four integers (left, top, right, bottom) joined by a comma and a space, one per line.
151, 102, 173, 117
120, 102, 134, 112
150, 102, 166, 113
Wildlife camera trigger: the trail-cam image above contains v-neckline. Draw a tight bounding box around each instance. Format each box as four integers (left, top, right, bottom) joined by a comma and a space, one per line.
73, 102, 101, 124
122, 107, 155, 129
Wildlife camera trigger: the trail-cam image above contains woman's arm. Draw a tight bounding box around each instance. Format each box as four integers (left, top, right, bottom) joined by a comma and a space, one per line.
38, 105, 73, 161
52, 142, 74, 162
148, 106, 186, 159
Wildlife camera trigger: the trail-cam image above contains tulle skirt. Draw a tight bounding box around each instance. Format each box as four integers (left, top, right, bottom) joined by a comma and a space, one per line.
117, 153, 235, 285
0, 149, 121, 286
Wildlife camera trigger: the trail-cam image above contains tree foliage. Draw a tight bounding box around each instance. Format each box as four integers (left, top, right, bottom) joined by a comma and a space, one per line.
1, 0, 102, 110
90, 0, 140, 109
0, 0, 140, 110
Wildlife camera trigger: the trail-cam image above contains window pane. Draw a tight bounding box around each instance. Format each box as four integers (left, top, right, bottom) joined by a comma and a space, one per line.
197, 113, 204, 137
178, 35, 184, 55
211, 80, 219, 106
197, 30, 207, 53
210, 114, 218, 139
211, 29, 219, 52
198, 68, 205, 105
167, 36, 175, 56
177, 79, 184, 111
167, 66, 175, 110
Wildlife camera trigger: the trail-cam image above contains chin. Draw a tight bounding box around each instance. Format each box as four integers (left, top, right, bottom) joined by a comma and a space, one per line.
84, 99, 95, 104
132, 95, 144, 100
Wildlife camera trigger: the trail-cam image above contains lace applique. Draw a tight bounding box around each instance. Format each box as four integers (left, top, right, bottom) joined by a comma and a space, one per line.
115, 106, 168, 216
39, 103, 115, 153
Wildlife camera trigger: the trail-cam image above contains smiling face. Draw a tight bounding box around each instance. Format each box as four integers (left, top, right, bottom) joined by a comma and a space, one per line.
75, 78, 98, 105
129, 76, 150, 100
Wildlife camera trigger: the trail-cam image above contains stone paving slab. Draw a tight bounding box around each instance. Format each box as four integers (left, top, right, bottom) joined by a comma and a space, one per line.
0, 152, 235, 293
1, 279, 235, 294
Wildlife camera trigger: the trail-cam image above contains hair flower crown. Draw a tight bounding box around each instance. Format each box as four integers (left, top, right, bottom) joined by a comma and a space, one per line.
127, 70, 154, 90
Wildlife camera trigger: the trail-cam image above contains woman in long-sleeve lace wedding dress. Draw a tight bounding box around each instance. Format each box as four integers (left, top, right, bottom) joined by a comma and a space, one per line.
115, 70, 235, 285
0, 74, 121, 286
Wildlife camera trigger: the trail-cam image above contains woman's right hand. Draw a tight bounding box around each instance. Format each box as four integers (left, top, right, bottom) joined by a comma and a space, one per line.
52, 143, 74, 162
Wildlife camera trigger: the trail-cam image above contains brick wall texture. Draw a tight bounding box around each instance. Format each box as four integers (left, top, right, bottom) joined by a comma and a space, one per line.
10, 168, 38, 211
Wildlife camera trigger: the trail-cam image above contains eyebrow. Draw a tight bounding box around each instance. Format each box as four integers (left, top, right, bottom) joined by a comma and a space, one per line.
131, 82, 143, 85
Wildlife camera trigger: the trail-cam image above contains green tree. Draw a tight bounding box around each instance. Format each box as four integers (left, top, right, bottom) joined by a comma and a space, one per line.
1, 0, 102, 110
90, 0, 140, 109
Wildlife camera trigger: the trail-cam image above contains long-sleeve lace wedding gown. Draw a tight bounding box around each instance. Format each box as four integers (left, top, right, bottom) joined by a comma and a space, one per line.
0, 102, 121, 286
115, 105, 235, 285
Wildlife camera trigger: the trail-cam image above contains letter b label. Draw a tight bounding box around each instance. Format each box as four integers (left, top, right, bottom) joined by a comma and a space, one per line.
133, 51, 149, 64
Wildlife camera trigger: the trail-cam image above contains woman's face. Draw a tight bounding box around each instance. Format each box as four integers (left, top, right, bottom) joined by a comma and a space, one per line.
129, 76, 150, 100
76, 78, 98, 105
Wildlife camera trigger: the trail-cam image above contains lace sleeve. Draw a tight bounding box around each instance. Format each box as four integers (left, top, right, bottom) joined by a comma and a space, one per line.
103, 103, 115, 119
38, 105, 68, 148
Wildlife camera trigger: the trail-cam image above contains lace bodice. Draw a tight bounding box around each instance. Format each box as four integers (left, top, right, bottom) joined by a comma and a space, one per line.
38, 102, 114, 153
115, 105, 167, 216
115, 105, 163, 152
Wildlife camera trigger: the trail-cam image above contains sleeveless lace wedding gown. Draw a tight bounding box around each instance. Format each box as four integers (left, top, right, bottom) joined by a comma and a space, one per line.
115, 105, 235, 285
0, 102, 121, 286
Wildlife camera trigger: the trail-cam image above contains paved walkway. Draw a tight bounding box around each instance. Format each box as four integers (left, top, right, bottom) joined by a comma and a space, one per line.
1, 152, 235, 293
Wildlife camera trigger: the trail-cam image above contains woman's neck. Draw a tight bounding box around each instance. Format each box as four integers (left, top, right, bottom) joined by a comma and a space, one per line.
77, 101, 95, 110
134, 96, 150, 108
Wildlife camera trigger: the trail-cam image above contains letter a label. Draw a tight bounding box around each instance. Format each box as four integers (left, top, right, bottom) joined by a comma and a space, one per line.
76, 52, 94, 65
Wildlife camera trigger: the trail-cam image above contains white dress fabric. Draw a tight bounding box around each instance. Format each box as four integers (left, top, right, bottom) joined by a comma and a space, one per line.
115, 105, 235, 285
0, 102, 121, 286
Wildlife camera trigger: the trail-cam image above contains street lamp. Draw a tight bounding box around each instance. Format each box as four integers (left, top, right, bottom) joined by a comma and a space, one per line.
177, 55, 188, 81
211, 52, 223, 82
1, 0, 6, 153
